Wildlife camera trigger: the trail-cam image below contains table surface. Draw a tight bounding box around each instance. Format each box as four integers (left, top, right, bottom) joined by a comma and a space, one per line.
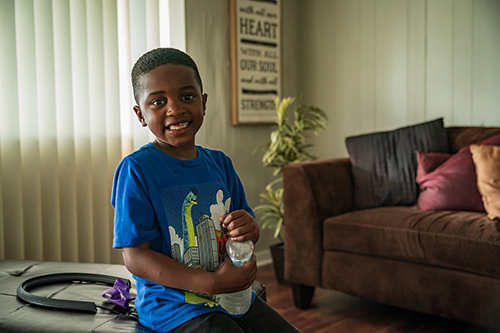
0, 259, 152, 333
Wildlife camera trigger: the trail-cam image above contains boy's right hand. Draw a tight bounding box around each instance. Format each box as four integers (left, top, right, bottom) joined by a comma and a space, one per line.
214, 254, 257, 294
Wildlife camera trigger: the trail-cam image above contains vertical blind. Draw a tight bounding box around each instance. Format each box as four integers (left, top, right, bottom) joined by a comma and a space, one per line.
0, 0, 184, 264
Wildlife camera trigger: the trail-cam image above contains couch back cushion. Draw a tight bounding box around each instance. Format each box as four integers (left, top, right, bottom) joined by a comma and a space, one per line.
345, 118, 448, 208
446, 127, 500, 152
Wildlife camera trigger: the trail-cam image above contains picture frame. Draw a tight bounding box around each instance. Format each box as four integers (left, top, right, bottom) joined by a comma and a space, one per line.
230, 0, 282, 125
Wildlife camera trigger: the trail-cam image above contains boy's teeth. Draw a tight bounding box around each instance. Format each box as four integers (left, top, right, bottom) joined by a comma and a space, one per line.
169, 122, 188, 130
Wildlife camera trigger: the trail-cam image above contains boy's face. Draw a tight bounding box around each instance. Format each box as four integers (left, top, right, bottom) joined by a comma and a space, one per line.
133, 64, 207, 160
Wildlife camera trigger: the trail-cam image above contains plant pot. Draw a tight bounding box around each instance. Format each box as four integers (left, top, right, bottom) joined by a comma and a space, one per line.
270, 242, 289, 286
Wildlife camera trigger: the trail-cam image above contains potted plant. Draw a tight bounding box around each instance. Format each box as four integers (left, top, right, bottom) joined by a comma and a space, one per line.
254, 97, 326, 284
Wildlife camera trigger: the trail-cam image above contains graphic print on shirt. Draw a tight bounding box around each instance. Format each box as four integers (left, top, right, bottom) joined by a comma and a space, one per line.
180, 189, 199, 267
161, 182, 231, 307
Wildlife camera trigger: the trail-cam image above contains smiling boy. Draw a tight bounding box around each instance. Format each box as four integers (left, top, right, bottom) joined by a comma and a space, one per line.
132, 60, 206, 160
111, 48, 299, 332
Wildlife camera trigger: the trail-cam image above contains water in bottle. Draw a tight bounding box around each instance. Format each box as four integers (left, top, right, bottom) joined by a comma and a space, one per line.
218, 239, 254, 315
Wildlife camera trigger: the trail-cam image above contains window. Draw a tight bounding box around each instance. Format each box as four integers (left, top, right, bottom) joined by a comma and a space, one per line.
0, 0, 184, 264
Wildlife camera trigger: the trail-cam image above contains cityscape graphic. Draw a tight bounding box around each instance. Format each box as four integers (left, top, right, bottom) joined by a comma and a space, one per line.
169, 188, 229, 272
171, 213, 220, 271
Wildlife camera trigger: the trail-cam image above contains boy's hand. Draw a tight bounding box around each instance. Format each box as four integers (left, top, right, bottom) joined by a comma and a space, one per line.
220, 210, 259, 244
215, 254, 257, 293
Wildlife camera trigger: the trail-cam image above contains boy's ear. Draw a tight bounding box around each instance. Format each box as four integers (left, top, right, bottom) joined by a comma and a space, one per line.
202, 93, 208, 116
133, 105, 147, 127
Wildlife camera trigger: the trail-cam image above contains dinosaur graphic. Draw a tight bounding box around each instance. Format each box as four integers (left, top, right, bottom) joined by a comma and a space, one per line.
181, 188, 198, 264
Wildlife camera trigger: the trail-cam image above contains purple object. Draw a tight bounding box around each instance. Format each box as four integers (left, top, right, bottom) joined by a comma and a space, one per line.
102, 278, 135, 308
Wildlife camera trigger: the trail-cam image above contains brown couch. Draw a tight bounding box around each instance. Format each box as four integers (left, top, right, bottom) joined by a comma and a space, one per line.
283, 126, 500, 329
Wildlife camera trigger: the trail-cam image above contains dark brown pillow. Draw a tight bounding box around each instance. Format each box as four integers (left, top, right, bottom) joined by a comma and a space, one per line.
345, 118, 448, 208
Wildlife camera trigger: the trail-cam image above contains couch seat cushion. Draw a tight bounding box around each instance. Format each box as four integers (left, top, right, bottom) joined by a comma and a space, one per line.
323, 207, 500, 279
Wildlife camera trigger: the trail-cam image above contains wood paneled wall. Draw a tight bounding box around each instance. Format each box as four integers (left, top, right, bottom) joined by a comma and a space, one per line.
295, 0, 500, 157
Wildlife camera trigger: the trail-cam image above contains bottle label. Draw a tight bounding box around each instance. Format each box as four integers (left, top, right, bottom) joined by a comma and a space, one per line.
231, 254, 252, 267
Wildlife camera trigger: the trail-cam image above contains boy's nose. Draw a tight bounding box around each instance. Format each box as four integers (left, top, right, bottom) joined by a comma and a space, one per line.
166, 100, 185, 116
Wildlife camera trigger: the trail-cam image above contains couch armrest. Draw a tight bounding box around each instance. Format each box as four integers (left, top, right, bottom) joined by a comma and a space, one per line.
283, 158, 353, 287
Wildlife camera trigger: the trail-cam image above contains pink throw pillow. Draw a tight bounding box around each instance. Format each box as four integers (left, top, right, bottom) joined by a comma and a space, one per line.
415, 133, 500, 212
416, 152, 453, 177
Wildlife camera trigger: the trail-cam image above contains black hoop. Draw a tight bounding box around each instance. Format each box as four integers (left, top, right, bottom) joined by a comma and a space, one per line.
16, 273, 131, 313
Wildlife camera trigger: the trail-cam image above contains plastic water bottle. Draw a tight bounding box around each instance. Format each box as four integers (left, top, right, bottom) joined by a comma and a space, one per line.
218, 239, 254, 315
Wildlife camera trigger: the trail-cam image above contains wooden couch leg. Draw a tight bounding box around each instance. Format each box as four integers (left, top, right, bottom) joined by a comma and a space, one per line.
292, 284, 315, 309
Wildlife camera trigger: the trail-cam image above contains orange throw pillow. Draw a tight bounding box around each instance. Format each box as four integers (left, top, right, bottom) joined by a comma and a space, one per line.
470, 145, 500, 220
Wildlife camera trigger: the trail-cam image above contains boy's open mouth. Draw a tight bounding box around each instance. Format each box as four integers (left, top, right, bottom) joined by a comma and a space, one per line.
167, 122, 190, 131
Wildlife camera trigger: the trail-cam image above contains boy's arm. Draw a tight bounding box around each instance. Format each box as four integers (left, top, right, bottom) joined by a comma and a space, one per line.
121, 241, 257, 295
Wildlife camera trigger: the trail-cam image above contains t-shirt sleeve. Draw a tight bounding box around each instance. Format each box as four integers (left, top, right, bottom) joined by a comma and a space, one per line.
111, 157, 160, 248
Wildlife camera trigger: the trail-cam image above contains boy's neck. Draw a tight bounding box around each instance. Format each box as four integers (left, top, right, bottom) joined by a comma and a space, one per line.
152, 140, 198, 161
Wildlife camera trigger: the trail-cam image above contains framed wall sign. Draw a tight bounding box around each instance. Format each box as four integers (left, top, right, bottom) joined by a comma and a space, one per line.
230, 0, 282, 125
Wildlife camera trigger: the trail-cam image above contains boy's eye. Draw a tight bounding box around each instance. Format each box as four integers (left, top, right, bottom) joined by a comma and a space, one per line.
152, 99, 165, 106
182, 94, 195, 101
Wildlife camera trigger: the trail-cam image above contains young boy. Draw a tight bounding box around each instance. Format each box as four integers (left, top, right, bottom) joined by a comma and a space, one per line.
112, 48, 299, 332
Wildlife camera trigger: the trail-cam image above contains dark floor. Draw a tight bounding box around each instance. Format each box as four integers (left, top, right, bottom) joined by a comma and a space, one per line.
256, 264, 500, 333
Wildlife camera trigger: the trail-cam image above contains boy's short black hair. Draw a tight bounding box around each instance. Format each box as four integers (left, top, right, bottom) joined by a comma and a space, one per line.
131, 47, 203, 104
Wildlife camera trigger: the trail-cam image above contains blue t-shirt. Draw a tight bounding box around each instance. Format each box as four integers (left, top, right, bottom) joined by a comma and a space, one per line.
111, 143, 255, 332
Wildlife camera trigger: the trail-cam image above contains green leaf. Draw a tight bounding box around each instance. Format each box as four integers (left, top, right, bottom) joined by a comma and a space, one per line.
254, 97, 327, 238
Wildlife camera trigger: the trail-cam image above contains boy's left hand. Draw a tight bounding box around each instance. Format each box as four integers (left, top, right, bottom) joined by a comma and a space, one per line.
220, 210, 259, 244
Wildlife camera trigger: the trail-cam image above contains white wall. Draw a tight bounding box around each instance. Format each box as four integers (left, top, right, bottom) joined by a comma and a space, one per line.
297, 0, 500, 158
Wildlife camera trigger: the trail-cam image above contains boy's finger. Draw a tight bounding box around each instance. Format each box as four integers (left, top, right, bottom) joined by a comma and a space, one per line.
219, 214, 229, 225
223, 210, 247, 222
221, 213, 234, 226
